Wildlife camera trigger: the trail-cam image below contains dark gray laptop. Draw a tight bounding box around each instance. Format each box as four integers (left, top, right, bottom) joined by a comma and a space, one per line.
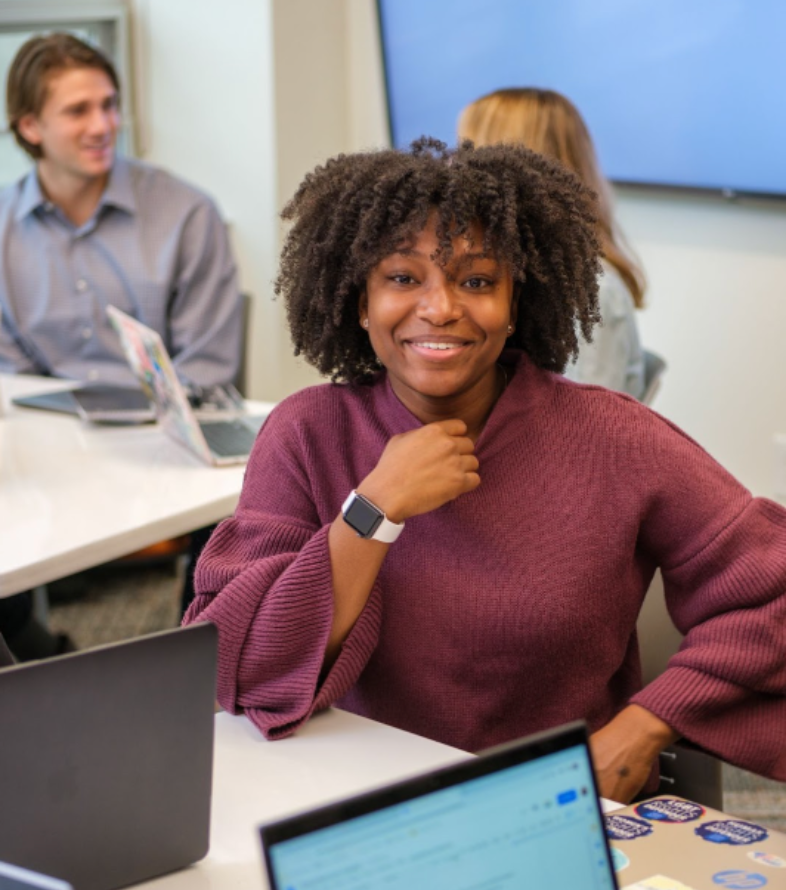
260, 720, 618, 890
0, 623, 217, 890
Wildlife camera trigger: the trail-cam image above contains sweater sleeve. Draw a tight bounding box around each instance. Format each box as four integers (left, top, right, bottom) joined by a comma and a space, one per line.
628, 419, 786, 780
181, 403, 384, 739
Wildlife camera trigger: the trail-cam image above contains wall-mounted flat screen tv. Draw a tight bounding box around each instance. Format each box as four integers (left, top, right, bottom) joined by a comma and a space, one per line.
377, 0, 786, 199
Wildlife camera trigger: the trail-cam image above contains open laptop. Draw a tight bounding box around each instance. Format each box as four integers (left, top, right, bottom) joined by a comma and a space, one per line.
12, 384, 154, 423
259, 720, 618, 890
0, 623, 217, 890
0, 862, 71, 890
606, 794, 786, 889
107, 305, 269, 465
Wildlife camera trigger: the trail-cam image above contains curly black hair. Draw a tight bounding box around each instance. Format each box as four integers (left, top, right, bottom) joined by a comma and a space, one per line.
276, 137, 601, 382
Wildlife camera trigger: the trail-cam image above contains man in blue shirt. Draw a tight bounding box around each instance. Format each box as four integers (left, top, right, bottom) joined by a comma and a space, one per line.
0, 33, 243, 659
0, 32, 242, 387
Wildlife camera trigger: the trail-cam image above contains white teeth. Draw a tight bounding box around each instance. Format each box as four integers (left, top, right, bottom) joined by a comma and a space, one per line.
417, 342, 460, 350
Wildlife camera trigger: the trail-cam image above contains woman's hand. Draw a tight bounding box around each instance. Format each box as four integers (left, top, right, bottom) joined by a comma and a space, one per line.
589, 704, 680, 803
324, 419, 479, 665
358, 419, 481, 522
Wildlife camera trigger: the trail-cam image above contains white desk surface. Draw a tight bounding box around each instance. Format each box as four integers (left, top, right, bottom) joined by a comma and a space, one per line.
0, 374, 274, 597
140, 709, 619, 890
146, 709, 473, 890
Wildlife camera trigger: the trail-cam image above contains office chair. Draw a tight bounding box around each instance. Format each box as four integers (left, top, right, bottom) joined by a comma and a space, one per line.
641, 349, 667, 406
234, 293, 252, 397
637, 570, 724, 808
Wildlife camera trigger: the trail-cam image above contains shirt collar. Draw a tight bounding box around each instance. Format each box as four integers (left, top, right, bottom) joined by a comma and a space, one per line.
15, 169, 48, 221
98, 157, 136, 215
14, 157, 137, 222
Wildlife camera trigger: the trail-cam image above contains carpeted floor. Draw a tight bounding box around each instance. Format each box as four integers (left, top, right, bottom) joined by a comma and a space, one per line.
46, 561, 183, 650
46, 563, 786, 833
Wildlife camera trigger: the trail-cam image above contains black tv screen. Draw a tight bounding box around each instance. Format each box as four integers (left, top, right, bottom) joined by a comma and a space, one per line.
377, 0, 786, 199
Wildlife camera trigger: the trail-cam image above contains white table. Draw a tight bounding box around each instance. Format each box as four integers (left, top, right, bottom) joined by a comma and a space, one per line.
139, 709, 620, 890
0, 374, 274, 597
144, 709, 470, 890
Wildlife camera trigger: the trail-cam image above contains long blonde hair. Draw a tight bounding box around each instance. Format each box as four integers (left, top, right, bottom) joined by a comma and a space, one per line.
458, 88, 645, 308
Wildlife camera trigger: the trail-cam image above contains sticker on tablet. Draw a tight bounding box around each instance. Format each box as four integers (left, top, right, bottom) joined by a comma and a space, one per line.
696, 820, 769, 846
611, 847, 630, 872
748, 852, 786, 869
711, 870, 768, 888
635, 799, 705, 823
605, 814, 653, 840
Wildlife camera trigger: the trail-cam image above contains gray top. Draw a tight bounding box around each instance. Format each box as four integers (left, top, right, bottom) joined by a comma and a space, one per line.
564, 261, 645, 400
0, 158, 242, 388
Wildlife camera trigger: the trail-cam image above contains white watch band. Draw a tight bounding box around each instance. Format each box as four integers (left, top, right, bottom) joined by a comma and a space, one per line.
341, 490, 405, 543
371, 513, 405, 544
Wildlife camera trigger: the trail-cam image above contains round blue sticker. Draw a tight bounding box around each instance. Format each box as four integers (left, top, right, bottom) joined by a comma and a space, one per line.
711, 869, 768, 888
604, 814, 653, 841
697, 820, 770, 846
635, 798, 705, 823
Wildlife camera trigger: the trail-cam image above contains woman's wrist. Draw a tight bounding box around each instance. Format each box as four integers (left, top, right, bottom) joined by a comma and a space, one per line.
355, 477, 408, 525
619, 704, 680, 755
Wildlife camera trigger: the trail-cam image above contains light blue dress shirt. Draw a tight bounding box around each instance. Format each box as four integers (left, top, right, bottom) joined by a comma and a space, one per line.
0, 158, 242, 388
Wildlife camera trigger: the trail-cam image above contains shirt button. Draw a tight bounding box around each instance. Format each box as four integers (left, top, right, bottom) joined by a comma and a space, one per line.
82, 327, 92, 339
76, 279, 88, 292
88, 369, 99, 381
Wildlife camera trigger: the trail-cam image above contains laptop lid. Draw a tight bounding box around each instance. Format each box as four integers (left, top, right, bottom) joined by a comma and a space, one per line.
0, 623, 217, 890
12, 386, 154, 423
0, 862, 72, 890
106, 305, 215, 463
606, 794, 786, 888
260, 720, 618, 890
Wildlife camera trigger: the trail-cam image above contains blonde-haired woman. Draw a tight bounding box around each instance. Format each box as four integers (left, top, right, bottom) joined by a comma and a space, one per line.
459, 88, 646, 400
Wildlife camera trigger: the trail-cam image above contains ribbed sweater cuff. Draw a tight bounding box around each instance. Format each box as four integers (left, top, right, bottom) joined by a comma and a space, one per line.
632, 666, 786, 780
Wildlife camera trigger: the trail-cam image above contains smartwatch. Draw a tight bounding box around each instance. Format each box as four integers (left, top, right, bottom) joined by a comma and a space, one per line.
341, 490, 405, 543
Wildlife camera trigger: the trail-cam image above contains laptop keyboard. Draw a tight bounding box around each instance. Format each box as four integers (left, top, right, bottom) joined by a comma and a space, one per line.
198, 416, 265, 457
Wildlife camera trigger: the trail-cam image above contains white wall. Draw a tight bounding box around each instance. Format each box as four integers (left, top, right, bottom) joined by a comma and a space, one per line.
270, 0, 388, 394
131, 0, 282, 401
618, 193, 786, 497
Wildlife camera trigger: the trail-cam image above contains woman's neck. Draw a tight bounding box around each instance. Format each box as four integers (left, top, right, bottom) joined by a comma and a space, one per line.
390, 363, 509, 442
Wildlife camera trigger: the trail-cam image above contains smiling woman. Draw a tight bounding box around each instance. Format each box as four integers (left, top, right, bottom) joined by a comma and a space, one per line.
183, 138, 786, 805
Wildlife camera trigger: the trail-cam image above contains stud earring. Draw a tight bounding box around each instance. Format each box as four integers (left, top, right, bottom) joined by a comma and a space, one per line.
362, 318, 369, 329
507, 324, 514, 335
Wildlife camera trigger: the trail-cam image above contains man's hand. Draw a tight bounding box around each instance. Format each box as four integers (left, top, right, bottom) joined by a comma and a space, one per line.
358, 419, 480, 522
589, 705, 680, 803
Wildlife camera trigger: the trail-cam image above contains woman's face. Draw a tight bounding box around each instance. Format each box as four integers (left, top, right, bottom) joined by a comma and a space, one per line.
360, 216, 515, 421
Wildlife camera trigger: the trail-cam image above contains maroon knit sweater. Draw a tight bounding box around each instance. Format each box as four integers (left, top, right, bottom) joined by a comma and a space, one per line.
184, 352, 786, 780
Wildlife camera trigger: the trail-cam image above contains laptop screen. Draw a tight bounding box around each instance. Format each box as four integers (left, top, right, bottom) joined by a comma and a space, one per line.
262, 728, 616, 890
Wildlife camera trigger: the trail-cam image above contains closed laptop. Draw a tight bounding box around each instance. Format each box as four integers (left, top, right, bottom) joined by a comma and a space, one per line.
0, 624, 217, 890
606, 794, 786, 889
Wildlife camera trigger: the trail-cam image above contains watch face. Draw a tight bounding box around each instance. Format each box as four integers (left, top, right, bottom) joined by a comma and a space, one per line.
344, 495, 383, 538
